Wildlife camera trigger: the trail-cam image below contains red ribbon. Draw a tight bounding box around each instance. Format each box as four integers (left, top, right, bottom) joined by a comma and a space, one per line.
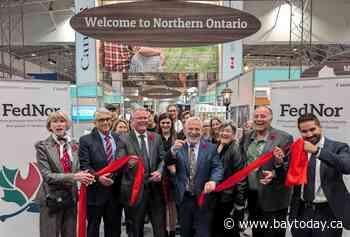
77, 156, 144, 237
285, 138, 308, 187
198, 139, 306, 206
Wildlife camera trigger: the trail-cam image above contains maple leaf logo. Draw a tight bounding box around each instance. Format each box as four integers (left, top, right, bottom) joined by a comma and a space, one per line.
0, 162, 42, 222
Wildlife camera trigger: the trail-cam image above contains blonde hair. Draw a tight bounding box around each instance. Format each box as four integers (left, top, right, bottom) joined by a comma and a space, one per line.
112, 119, 130, 133
46, 111, 71, 131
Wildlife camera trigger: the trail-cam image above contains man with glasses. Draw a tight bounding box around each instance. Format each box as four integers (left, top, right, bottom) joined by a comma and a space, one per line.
117, 107, 167, 237
79, 108, 124, 237
290, 113, 350, 237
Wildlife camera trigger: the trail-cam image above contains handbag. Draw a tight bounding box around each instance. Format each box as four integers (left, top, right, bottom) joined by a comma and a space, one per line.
44, 185, 75, 213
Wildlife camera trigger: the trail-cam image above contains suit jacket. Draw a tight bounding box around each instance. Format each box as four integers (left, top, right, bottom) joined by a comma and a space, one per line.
172, 140, 223, 205
290, 137, 350, 229
79, 128, 122, 206
117, 130, 166, 205
240, 127, 293, 211
35, 135, 79, 205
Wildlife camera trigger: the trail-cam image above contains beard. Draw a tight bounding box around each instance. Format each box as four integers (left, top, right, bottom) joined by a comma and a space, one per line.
305, 134, 321, 145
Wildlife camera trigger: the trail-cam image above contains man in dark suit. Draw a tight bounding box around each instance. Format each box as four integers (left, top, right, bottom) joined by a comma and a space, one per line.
117, 107, 166, 237
290, 113, 350, 237
167, 116, 223, 237
79, 108, 123, 237
240, 106, 293, 237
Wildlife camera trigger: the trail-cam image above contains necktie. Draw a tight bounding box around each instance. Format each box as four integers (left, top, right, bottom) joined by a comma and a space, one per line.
303, 154, 316, 202
139, 134, 150, 176
104, 135, 113, 163
188, 144, 196, 193
58, 143, 72, 173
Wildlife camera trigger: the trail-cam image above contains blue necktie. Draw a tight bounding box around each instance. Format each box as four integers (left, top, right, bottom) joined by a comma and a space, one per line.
303, 154, 316, 202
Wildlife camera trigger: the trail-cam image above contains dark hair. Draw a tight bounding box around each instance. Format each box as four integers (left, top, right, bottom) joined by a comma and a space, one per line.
181, 111, 191, 120
297, 113, 321, 129
210, 117, 222, 139
157, 113, 176, 140
219, 122, 237, 134
167, 104, 177, 111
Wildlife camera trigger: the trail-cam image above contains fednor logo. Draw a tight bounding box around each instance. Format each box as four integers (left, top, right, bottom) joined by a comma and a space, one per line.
0, 162, 42, 222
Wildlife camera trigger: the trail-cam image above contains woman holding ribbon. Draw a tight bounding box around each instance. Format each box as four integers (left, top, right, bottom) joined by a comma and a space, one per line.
35, 111, 95, 237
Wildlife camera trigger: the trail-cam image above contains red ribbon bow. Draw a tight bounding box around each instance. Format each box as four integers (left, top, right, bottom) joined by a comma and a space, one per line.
77, 156, 144, 237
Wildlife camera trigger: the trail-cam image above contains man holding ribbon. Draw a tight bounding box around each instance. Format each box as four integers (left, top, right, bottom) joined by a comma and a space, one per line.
117, 107, 167, 237
167, 116, 223, 237
79, 108, 123, 237
290, 113, 350, 237
240, 106, 293, 237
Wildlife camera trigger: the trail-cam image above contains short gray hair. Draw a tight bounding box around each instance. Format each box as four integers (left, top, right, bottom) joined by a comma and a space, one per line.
185, 116, 203, 128
94, 108, 112, 119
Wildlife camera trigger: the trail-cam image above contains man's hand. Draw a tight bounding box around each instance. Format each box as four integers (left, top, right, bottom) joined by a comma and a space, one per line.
167, 165, 176, 174
259, 170, 273, 185
272, 146, 285, 165
304, 140, 318, 154
171, 140, 185, 155
149, 171, 162, 182
204, 181, 216, 193
98, 173, 114, 187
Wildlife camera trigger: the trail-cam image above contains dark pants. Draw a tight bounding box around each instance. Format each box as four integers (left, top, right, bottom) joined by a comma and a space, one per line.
87, 199, 123, 237
212, 200, 240, 237
291, 202, 342, 237
126, 185, 166, 237
248, 190, 287, 237
178, 192, 213, 237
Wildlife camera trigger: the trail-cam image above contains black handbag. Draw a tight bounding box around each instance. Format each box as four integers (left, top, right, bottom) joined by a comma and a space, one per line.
44, 186, 75, 213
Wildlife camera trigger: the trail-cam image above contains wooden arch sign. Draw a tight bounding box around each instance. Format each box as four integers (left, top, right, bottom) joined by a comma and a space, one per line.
70, 0, 261, 47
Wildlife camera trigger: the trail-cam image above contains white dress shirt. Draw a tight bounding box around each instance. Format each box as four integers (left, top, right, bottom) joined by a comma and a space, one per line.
302, 136, 327, 203
134, 129, 150, 156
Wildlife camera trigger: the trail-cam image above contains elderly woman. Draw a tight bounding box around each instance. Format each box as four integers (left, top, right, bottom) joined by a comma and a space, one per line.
112, 118, 130, 135
35, 111, 95, 237
212, 122, 247, 237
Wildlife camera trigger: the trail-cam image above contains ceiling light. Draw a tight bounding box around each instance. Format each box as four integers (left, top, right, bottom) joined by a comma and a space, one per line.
244, 65, 249, 71
31, 53, 36, 57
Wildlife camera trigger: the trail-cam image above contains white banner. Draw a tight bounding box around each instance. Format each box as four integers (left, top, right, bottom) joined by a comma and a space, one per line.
271, 76, 350, 237
0, 80, 70, 236
75, 0, 97, 86
271, 76, 350, 145
221, 1, 243, 81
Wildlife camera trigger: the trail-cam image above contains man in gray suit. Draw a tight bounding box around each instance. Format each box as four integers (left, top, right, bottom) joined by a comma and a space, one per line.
290, 113, 350, 237
117, 107, 166, 237
240, 106, 293, 237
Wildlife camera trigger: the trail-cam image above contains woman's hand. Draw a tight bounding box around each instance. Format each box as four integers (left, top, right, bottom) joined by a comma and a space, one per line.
74, 171, 95, 185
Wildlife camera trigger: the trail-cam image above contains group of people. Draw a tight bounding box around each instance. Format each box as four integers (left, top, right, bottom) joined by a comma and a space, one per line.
35, 104, 350, 237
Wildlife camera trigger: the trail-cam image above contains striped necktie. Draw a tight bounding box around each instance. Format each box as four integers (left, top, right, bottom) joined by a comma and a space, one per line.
104, 135, 113, 163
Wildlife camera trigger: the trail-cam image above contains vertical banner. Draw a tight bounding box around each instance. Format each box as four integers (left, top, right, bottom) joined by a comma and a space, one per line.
75, 0, 97, 86
0, 80, 70, 236
221, 1, 243, 81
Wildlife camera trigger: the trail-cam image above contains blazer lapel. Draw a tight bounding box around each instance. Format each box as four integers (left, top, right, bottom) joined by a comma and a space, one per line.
196, 142, 207, 173
147, 132, 155, 169
45, 136, 64, 172
320, 138, 331, 182
180, 143, 189, 175
130, 130, 142, 156
92, 129, 107, 161
71, 143, 79, 172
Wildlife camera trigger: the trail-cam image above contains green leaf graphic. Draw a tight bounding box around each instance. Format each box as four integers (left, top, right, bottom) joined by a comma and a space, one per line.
3, 167, 17, 184
0, 168, 12, 189
2, 190, 27, 206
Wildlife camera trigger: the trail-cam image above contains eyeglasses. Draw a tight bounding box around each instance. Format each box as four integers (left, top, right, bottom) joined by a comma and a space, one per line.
97, 118, 112, 123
